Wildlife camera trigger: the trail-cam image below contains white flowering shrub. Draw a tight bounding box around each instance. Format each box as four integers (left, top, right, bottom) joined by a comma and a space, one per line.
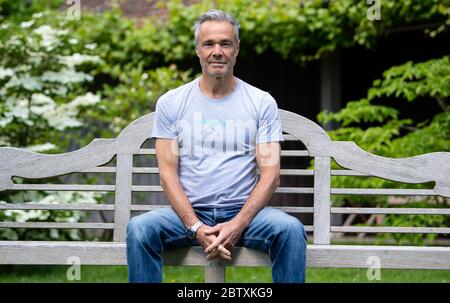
0, 191, 104, 240
0, 12, 105, 241
0, 14, 102, 144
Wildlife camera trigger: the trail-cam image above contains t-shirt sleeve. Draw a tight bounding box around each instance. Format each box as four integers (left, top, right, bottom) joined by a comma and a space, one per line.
256, 93, 284, 144
151, 95, 178, 139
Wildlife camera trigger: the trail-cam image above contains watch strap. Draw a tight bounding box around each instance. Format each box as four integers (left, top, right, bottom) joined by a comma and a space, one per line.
190, 221, 203, 232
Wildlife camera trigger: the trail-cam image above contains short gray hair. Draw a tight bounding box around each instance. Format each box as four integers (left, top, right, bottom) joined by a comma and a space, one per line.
193, 9, 240, 45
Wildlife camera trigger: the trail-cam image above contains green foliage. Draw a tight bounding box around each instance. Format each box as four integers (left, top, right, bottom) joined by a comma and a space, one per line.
368, 57, 450, 103
320, 56, 449, 157
1, 0, 449, 67
318, 56, 449, 245
57, 9, 197, 140
0, 0, 63, 22
99, 65, 193, 136
142, 0, 450, 63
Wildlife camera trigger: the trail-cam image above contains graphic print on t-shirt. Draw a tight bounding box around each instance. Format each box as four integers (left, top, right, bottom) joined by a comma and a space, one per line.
177, 111, 256, 157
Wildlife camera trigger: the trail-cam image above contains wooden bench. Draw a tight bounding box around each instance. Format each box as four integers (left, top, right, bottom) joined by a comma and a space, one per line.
0, 109, 449, 282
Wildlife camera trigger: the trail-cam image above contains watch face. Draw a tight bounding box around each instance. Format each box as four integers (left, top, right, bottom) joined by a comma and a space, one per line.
186, 229, 195, 240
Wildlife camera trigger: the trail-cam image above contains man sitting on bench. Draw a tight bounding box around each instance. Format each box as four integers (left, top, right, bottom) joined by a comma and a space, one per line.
126, 9, 307, 283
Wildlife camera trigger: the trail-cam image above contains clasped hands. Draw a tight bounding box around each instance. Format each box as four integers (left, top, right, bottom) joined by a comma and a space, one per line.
196, 219, 245, 261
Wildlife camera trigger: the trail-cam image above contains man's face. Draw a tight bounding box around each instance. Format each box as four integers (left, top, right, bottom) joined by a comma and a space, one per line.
196, 20, 239, 78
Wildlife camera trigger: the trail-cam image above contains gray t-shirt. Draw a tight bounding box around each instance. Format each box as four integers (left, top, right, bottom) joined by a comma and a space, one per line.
151, 77, 283, 208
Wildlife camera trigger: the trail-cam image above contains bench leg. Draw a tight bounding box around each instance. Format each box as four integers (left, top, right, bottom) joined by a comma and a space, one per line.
205, 262, 225, 283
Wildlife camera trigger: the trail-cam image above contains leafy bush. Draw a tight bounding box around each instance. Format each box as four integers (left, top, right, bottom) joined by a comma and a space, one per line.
136, 0, 450, 63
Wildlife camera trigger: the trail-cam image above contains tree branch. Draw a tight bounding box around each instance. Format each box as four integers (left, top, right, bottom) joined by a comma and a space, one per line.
436, 97, 448, 111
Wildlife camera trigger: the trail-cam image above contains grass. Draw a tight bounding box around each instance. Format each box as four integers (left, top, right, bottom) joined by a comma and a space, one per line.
0, 265, 449, 283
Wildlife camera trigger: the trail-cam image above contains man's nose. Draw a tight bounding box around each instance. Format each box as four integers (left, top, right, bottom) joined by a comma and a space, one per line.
212, 44, 222, 56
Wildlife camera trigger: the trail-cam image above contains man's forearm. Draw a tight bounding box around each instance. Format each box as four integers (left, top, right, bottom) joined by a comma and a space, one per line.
233, 173, 280, 227
160, 174, 199, 227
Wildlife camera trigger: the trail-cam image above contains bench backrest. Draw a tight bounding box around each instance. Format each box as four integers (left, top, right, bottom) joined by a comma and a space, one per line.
0, 109, 449, 244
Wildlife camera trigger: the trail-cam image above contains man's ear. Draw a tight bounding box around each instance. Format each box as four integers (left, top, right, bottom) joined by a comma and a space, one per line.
235, 41, 240, 56
195, 44, 200, 57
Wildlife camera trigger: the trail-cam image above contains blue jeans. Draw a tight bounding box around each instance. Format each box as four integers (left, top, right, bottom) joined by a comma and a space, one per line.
126, 206, 307, 283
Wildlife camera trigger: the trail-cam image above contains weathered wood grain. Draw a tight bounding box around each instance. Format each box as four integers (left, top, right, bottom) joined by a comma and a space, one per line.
313, 157, 331, 244
0, 222, 113, 229
0, 203, 114, 210
331, 226, 450, 234
331, 207, 450, 215
1, 242, 449, 270
113, 154, 133, 242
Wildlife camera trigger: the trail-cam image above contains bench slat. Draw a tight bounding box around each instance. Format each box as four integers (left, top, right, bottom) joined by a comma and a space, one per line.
0, 221, 312, 232
313, 156, 331, 244
113, 154, 133, 242
280, 169, 313, 175
0, 203, 114, 210
281, 150, 309, 156
275, 187, 314, 194
76, 168, 370, 176
331, 226, 450, 234
9, 185, 435, 196
331, 188, 436, 195
130, 205, 314, 213
3, 204, 446, 215
1, 242, 449, 270
129, 186, 315, 193
10, 184, 115, 191
79, 168, 317, 175
331, 170, 369, 176
331, 207, 450, 215
282, 134, 298, 141
76, 168, 373, 176
0, 204, 314, 213
131, 185, 163, 191
78, 167, 117, 173
0, 222, 114, 229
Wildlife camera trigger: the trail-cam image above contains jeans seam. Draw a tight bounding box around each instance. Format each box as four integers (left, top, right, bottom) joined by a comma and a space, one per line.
163, 234, 187, 244
240, 236, 270, 250
241, 236, 266, 242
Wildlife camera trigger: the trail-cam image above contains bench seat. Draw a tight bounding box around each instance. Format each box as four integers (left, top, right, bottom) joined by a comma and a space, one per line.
1, 241, 449, 270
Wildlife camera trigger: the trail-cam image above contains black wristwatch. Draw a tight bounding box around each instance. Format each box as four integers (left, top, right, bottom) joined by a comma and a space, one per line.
186, 221, 203, 240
